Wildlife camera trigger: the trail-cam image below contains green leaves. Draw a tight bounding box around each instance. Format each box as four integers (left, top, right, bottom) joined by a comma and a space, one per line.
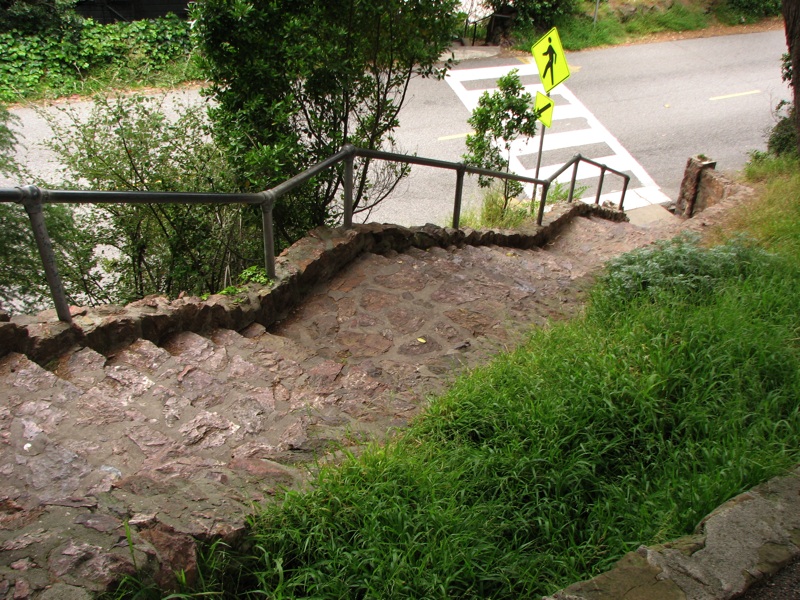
463, 69, 539, 205
192, 0, 459, 244
37, 93, 262, 305
0, 12, 196, 103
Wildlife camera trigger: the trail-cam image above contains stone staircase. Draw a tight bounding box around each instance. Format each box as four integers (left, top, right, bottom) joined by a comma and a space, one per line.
0, 206, 685, 597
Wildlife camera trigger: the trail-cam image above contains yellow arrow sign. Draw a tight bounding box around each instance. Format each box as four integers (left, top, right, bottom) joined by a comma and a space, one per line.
532, 27, 570, 93
535, 91, 553, 128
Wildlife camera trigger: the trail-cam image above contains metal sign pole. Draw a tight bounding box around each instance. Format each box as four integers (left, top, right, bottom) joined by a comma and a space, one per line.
532, 124, 547, 212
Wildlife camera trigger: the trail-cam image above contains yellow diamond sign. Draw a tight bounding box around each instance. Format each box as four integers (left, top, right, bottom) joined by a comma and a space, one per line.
535, 92, 554, 128
532, 27, 570, 93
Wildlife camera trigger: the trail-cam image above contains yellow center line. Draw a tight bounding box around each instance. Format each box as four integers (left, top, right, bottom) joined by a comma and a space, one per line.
710, 90, 761, 101
438, 132, 472, 141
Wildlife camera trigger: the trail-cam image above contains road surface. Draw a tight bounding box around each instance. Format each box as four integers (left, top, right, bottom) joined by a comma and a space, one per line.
1, 27, 789, 227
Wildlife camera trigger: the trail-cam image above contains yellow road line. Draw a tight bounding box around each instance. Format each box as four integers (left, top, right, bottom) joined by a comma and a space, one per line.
438, 132, 472, 141
710, 90, 761, 101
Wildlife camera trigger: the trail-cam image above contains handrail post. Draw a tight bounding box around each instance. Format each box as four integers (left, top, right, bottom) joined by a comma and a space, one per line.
568, 160, 579, 203
595, 167, 606, 205
536, 182, 549, 226
343, 144, 355, 228
260, 191, 276, 280
453, 164, 466, 229
19, 185, 72, 323
618, 175, 630, 211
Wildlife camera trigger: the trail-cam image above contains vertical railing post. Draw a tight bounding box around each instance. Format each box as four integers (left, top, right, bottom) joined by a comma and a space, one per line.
19, 185, 72, 323
260, 191, 276, 280
536, 182, 549, 226
595, 167, 606, 205
453, 164, 466, 229
568, 159, 579, 203
343, 145, 355, 229
618, 175, 630, 211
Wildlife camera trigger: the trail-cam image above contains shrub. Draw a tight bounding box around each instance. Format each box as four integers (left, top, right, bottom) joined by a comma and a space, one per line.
718, 0, 781, 20
590, 234, 770, 313
768, 101, 798, 157
0, 11, 196, 102
42, 94, 260, 303
484, 0, 578, 28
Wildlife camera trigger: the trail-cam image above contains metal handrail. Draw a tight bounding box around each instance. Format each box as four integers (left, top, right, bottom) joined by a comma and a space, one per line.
0, 145, 630, 324
462, 13, 512, 46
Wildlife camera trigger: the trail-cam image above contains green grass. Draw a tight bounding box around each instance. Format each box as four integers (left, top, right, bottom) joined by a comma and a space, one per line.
458, 183, 535, 229
106, 158, 800, 599
165, 234, 800, 599
514, 3, 710, 52
458, 181, 583, 230
729, 154, 800, 255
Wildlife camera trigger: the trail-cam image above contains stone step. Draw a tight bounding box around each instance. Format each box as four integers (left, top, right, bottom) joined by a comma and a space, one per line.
544, 214, 676, 271
0, 211, 683, 596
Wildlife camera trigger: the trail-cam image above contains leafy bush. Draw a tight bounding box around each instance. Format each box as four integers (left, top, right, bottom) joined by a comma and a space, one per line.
591, 234, 771, 312
0, 0, 80, 34
767, 101, 798, 157
717, 0, 781, 21
727, 0, 781, 17
0, 11, 197, 102
0, 201, 106, 312
42, 94, 261, 303
192, 0, 458, 246
484, 0, 578, 28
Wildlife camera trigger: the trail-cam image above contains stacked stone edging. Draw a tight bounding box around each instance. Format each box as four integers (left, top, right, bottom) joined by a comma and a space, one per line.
0, 202, 623, 367
544, 466, 800, 600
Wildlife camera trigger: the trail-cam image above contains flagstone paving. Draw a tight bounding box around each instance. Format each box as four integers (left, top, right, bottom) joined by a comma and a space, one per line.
2, 199, 748, 597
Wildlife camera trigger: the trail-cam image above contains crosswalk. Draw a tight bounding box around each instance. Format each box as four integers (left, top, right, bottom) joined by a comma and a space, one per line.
445, 63, 671, 210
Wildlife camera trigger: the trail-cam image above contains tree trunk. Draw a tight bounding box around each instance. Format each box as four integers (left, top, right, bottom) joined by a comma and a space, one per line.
783, 0, 800, 155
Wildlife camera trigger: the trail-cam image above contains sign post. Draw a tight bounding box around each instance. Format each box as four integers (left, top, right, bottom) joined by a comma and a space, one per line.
530, 27, 570, 206
533, 91, 553, 184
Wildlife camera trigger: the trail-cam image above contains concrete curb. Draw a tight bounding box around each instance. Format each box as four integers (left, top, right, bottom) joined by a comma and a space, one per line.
544, 466, 800, 600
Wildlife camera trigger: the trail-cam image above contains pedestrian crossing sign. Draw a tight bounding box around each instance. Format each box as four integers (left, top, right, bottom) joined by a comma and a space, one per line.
535, 92, 553, 128
532, 27, 570, 93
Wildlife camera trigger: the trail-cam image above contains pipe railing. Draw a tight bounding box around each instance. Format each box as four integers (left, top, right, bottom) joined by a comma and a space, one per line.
0, 145, 630, 324
462, 13, 513, 46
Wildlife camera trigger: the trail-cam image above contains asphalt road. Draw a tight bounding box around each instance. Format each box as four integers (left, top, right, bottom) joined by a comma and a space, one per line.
372, 27, 788, 224
566, 28, 788, 200
2, 27, 790, 227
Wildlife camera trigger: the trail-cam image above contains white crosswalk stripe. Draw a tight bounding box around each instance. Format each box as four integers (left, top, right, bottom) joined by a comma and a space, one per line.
446, 63, 671, 210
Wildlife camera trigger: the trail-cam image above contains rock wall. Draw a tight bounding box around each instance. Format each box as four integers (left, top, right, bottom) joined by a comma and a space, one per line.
0, 202, 624, 368
544, 466, 800, 600
676, 157, 752, 219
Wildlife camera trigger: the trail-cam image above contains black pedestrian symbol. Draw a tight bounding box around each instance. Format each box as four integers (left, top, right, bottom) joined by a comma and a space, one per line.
542, 37, 557, 87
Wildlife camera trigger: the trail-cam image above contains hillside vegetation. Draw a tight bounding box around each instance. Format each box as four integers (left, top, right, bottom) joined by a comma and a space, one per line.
0, 0, 784, 103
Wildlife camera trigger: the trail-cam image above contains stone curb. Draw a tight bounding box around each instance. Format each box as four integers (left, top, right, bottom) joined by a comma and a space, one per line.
0, 202, 624, 367
544, 466, 800, 600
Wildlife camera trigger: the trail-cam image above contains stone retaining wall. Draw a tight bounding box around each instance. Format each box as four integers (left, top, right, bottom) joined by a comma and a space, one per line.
544, 466, 800, 600
0, 202, 624, 367
676, 156, 751, 218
